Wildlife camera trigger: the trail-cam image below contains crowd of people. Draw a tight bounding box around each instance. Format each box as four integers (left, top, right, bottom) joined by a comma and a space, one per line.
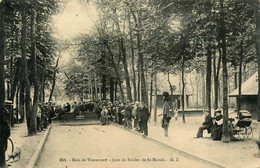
58, 101, 94, 114
94, 100, 150, 136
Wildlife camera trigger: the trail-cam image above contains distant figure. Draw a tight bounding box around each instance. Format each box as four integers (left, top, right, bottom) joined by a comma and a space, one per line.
174, 108, 179, 121
124, 101, 132, 129
162, 91, 171, 137
211, 109, 223, 141
195, 110, 213, 138
65, 102, 71, 112
132, 101, 140, 131
118, 103, 125, 125
100, 106, 108, 125
37, 104, 42, 131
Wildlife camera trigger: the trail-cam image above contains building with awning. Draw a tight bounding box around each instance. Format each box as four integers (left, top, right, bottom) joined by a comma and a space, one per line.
229, 72, 258, 119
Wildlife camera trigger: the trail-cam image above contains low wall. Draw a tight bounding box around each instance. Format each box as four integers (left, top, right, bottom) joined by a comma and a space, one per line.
59, 111, 99, 121
175, 109, 203, 117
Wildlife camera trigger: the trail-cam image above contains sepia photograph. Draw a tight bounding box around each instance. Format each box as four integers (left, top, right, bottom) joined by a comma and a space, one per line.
0, 0, 260, 168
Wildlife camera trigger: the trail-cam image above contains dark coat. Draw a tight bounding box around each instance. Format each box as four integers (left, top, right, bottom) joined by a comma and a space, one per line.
211, 115, 223, 140
140, 106, 150, 121
203, 114, 213, 133
162, 102, 171, 129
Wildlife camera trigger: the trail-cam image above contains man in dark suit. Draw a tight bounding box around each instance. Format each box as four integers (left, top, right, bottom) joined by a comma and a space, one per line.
195, 110, 213, 138
139, 102, 150, 136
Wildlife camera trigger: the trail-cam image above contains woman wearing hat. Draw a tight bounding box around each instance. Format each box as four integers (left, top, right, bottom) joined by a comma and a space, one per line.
211, 109, 223, 140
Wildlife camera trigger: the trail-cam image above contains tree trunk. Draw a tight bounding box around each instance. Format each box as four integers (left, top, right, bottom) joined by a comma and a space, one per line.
137, 29, 148, 105
40, 57, 46, 102
196, 70, 199, 108
21, 5, 32, 134
95, 78, 98, 101
238, 41, 243, 115
110, 78, 114, 103
254, 0, 260, 122
10, 54, 13, 100
213, 55, 217, 110
102, 75, 106, 100
206, 48, 212, 116
92, 85, 95, 102
137, 60, 140, 101
154, 71, 157, 123
181, 56, 185, 123
19, 82, 25, 122
243, 63, 247, 82
99, 81, 102, 101
234, 65, 238, 89
149, 72, 153, 116
129, 8, 147, 104
16, 86, 19, 124
114, 80, 117, 102
120, 38, 132, 102
167, 72, 174, 113
128, 13, 137, 102
167, 73, 174, 95
220, 0, 230, 143
189, 74, 195, 108
201, 72, 205, 109
30, 5, 38, 135
11, 59, 21, 104
113, 9, 131, 102
49, 56, 60, 102
104, 42, 125, 102
0, 2, 7, 166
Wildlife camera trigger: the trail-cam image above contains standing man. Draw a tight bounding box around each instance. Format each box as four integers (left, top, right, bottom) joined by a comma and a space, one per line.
162, 92, 171, 137
139, 102, 150, 136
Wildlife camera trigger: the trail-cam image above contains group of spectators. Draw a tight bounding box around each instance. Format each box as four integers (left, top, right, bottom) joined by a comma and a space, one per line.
37, 102, 55, 132
61, 101, 94, 114
94, 100, 150, 136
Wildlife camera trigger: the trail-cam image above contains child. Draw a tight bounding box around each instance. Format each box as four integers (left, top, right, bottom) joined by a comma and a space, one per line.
174, 108, 178, 121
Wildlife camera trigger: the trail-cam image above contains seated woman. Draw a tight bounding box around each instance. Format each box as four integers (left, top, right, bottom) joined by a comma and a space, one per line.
211, 109, 223, 141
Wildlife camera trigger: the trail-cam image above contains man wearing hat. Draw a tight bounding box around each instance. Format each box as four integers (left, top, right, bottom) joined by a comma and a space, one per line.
195, 110, 213, 138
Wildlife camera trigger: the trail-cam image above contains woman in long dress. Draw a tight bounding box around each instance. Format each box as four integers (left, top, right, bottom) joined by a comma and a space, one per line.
100, 106, 108, 125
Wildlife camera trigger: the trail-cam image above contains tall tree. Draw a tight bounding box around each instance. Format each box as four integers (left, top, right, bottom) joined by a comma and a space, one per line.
254, 0, 260, 121
219, 0, 230, 143
29, 1, 39, 135
128, 12, 137, 102
21, 1, 32, 134
0, 1, 7, 167
49, 56, 60, 102
206, 48, 212, 115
